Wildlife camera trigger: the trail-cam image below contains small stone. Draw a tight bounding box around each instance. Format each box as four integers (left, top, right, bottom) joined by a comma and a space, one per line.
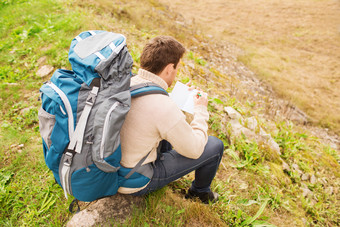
325, 187, 333, 195
301, 174, 309, 181
310, 174, 316, 184
302, 187, 312, 197
37, 56, 47, 65
10, 144, 17, 148
239, 182, 248, 190
224, 106, 242, 120
187, 63, 195, 69
292, 164, 299, 170
18, 150, 22, 153
20, 107, 31, 115
18, 144, 24, 148
282, 162, 290, 171
37, 65, 54, 78
175, 21, 185, 26
5, 83, 18, 86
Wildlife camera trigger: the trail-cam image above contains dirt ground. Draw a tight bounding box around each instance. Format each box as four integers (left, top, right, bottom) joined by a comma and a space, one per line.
159, 0, 340, 133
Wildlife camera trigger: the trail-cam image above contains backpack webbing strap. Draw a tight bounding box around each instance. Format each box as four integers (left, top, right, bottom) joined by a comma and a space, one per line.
130, 82, 168, 98
124, 149, 152, 179
68, 84, 99, 153
61, 150, 76, 199
124, 140, 163, 179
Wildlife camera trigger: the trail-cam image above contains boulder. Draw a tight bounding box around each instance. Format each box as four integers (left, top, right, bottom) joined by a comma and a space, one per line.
67, 194, 144, 227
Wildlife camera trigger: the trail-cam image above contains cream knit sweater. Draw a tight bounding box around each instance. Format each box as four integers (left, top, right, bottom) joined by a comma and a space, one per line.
118, 69, 209, 194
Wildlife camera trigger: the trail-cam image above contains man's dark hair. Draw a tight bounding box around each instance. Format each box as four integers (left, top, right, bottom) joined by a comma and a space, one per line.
140, 36, 186, 75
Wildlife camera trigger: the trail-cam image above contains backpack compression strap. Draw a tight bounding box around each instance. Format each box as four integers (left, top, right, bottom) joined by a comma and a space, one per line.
130, 82, 168, 97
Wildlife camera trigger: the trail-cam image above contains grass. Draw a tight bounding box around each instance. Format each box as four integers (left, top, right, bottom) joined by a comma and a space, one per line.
0, 0, 339, 226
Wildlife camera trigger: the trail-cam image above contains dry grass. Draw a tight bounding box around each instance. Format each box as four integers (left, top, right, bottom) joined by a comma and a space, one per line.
159, 0, 340, 133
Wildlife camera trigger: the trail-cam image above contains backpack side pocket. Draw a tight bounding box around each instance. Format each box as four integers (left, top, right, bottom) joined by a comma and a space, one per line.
92, 90, 130, 172
38, 107, 56, 149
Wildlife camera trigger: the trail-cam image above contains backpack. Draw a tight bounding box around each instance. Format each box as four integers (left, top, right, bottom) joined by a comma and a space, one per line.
38, 30, 168, 202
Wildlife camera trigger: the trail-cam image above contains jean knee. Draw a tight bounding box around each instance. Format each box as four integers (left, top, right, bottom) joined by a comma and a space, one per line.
207, 136, 224, 157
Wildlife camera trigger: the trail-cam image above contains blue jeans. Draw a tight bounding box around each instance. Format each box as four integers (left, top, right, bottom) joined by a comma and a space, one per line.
131, 136, 224, 196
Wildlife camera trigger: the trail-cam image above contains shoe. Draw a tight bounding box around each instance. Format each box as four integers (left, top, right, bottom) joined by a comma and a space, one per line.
185, 188, 219, 204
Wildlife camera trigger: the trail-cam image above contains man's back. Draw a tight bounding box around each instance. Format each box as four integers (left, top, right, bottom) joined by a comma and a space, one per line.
120, 69, 209, 168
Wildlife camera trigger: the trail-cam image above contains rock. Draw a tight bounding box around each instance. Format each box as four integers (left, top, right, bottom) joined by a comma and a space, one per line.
301, 173, 309, 181
259, 128, 281, 155
284, 105, 308, 125
239, 182, 248, 190
229, 119, 255, 140
267, 137, 281, 155
37, 65, 54, 78
20, 107, 32, 115
302, 187, 312, 197
325, 187, 333, 195
282, 162, 290, 171
4, 83, 18, 86
245, 116, 257, 130
292, 164, 299, 170
310, 174, 316, 184
67, 194, 144, 227
37, 56, 47, 65
187, 63, 195, 69
224, 107, 242, 120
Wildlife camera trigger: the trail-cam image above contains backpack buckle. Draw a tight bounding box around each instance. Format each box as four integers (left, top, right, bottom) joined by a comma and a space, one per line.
85, 87, 99, 106
64, 151, 74, 167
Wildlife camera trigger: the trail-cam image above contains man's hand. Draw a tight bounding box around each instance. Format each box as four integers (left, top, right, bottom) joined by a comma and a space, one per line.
186, 81, 208, 107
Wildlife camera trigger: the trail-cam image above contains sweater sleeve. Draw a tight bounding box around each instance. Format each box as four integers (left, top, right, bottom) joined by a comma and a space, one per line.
160, 103, 209, 159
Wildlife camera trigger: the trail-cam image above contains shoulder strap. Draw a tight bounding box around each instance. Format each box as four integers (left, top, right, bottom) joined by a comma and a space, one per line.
130, 82, 168, 98
124, 83, 167, 180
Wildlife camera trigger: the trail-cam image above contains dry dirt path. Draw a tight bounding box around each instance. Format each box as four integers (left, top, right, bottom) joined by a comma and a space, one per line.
159, 0, 340, 134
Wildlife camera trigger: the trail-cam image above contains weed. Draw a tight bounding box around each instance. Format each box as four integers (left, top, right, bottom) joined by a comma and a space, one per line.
188, 51, 207, 66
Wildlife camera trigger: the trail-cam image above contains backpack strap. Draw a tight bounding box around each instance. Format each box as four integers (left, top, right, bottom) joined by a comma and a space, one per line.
123, 83, 168, 180
124, 141, 163, 180
68, 78, 100, 154
130, 82, 168, 97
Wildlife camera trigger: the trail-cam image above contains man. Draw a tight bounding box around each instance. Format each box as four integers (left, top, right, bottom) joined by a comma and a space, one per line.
119, 36, 224, 203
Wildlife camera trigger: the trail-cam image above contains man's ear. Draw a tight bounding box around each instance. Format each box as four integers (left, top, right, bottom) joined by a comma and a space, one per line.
163, 63, 175, 76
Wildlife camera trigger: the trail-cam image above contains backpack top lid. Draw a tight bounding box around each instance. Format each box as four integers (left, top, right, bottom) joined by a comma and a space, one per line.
68, 30, 133, 86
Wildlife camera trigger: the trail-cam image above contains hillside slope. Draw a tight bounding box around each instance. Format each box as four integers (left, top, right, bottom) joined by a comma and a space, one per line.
159, 0, 340, 134
0, 0, 339, 226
